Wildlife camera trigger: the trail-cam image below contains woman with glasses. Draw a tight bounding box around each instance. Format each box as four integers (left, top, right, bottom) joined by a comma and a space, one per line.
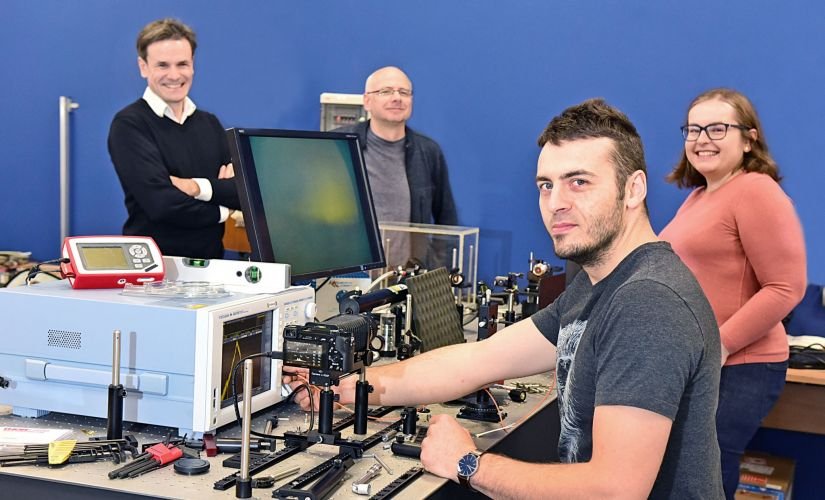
659, 88, 806, 499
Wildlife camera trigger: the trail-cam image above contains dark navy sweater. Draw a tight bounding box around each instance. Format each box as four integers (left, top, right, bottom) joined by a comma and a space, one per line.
108, 99, 240, 258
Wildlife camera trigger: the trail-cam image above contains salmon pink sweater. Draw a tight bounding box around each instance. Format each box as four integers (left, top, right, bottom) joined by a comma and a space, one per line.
660, 172, 807, 365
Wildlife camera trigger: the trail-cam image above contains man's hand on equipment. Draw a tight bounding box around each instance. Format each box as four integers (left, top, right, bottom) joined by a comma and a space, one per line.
282, 367, 332, 411
218, 163, 234, 179
283, 367, 356, 411
420, 413, 476, 482
169, 175, 200, 197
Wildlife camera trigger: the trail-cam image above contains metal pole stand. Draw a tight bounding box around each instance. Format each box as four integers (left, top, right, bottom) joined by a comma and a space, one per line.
235, 359, 253, 498
106, 330, 126, 440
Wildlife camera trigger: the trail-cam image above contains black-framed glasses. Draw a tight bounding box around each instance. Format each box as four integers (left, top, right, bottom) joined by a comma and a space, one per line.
366, 87, 413, 98
681, 122, 750, 141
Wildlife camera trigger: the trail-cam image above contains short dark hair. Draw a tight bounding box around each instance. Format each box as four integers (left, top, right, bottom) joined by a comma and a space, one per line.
136, 18, 197, 61
538, 98, 647, 207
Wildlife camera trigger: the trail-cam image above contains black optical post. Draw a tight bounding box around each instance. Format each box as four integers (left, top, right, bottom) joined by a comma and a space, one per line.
317, 384, 336, 437
353, 370, 372, 435
312, 367, 372, 443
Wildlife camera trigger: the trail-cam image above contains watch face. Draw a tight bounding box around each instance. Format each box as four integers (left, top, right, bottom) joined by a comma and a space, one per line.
458, 452, 479, 477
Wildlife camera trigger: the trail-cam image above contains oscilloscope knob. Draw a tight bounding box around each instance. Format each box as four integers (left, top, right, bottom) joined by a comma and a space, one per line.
304, 302, 318, 320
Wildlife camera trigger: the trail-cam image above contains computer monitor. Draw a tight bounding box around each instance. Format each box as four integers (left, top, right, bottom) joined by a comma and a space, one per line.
227, 128, 385, 283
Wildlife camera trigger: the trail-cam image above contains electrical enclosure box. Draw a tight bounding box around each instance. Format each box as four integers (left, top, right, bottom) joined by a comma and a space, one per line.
320, 92, 367, 132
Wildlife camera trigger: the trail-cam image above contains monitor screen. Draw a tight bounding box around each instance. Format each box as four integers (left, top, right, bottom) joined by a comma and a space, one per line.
228, 128, 385, 282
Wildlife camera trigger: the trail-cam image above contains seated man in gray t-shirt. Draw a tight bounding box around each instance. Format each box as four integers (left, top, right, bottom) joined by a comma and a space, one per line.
289, 99, 724, 499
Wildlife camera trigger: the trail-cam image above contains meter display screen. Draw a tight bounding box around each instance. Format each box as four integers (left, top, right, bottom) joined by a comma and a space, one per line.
79, 246, 130, 270
284, 341, 327, 369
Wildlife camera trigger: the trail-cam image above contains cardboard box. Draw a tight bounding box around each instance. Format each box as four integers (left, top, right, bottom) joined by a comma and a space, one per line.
736, 452, 795, 500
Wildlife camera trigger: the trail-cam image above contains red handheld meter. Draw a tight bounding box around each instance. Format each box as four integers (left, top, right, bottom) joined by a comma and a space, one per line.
60, 236, 165, 289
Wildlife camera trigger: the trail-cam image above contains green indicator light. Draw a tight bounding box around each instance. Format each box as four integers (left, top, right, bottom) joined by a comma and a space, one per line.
245, 266, 262, 284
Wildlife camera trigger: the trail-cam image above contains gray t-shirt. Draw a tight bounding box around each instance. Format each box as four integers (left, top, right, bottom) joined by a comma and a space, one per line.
531, 242, 723, 499
365, 129, 411, 268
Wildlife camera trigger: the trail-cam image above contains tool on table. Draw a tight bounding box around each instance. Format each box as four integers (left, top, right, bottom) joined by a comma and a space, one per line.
272, 421, 401, 498
209, 437, 276, 458
174, 458, 211, 475
352, 462, 383, 495
1, 437, 137, 467
513, 381, 552, 394
361, 453, 393, 475
491, 383, 528, 403
351, 453, 394, 496
212, 406, 398, 491
390, 440, 422, 459
369, 466, 425, 500
249, 465, 301, 488
108, 443, 183, 479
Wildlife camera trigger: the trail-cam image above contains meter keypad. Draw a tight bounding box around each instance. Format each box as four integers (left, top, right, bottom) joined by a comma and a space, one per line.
127, 244, 154, 268
129, 244, 149, 259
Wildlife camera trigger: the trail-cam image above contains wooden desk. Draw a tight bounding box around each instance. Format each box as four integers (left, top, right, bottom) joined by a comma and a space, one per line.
761, 368, 825, 435
785, 368, 825, 385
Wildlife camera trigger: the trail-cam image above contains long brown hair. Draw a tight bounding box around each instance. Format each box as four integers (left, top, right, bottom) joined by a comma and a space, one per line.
667, 88, 781, 188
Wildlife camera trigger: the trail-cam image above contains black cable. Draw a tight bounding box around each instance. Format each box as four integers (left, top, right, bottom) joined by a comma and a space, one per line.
788, 343, 825, 369
230, 353, 316, 440
230, 353, 268, 436
278, 376, 315, 433
25, 257, 70, 285
790, 342, 825, 351
306, 381, 315, 432
314, 277, 332, 292
462, 311, 479, 327
462, 303, 479, 326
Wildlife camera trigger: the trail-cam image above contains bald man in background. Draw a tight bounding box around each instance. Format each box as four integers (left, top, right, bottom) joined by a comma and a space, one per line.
336, 66, 457, 269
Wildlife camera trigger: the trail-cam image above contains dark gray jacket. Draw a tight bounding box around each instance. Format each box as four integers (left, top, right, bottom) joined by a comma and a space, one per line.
337, 120, 458, 226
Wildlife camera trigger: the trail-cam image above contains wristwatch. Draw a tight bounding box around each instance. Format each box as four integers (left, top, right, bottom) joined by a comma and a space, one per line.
457, 449, 484, 490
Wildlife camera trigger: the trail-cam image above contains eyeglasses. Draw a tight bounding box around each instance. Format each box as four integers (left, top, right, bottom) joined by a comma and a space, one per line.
681, 122, 750, 141
366, 87, 413, 98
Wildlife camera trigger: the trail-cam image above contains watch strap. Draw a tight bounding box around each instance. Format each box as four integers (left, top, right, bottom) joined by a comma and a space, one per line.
457, 449, 484, 490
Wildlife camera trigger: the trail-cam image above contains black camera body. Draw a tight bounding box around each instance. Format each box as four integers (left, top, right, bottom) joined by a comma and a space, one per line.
282, 314, 374, 385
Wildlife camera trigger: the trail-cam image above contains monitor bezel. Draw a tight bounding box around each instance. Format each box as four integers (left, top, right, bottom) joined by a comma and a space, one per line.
227, 127, 386, 283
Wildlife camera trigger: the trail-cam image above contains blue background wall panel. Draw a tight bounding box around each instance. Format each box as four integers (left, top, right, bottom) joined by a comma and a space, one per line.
1, 1, 822, 285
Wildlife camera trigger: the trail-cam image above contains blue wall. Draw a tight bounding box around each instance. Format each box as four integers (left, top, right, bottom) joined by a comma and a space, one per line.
1, 1, 823, 285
